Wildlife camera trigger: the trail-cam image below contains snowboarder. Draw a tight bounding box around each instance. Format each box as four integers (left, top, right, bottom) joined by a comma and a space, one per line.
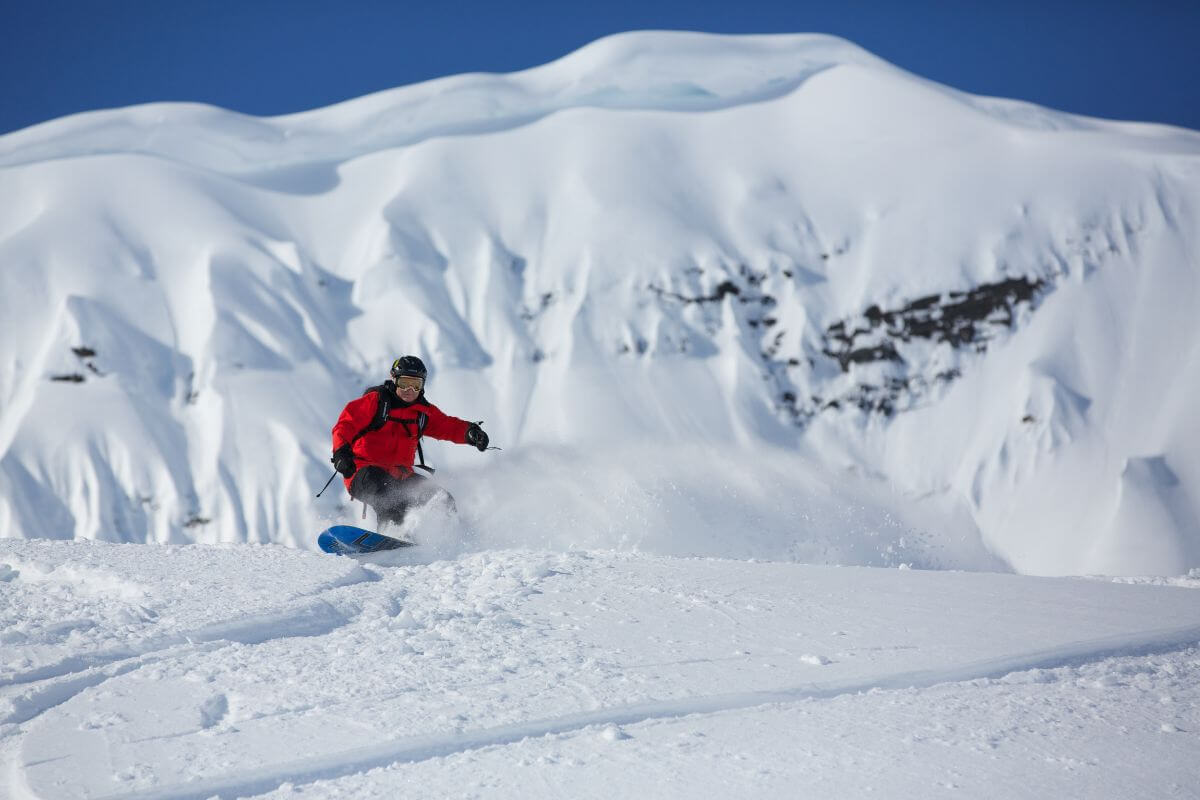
330, 356, 489, 530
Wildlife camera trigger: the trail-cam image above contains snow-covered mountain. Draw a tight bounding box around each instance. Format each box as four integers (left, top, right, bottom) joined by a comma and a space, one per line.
2, 31, 1199, 576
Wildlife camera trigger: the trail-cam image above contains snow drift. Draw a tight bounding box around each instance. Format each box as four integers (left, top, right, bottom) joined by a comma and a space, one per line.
1, 31, 1198, 575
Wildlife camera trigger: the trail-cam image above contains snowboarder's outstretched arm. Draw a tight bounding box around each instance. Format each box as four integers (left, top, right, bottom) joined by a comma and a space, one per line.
422, 404, 489, 451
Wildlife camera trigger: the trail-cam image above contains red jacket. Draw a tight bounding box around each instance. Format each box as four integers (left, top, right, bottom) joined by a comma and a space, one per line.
332, 387, 471, 489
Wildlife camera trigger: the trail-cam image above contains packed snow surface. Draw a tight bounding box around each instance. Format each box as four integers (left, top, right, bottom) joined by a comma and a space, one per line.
2, 539, 1199, 799
2, 29, 1200, 797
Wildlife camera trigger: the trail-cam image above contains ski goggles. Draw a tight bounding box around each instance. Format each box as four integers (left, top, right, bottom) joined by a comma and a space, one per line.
395, 376, 424, 392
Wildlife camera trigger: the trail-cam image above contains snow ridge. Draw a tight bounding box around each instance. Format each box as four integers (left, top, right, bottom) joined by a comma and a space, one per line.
0, 33, 885, 175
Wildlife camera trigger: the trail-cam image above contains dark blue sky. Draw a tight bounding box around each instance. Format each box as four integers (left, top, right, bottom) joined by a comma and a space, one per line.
3, 0, 1198, 137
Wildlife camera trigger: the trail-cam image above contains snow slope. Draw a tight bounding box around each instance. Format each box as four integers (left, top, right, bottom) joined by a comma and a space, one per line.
2, 539, 1199, 799
1, 33, 1199, 572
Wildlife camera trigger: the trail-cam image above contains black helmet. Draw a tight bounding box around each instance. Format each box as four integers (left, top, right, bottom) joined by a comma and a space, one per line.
390, 355, 427, 382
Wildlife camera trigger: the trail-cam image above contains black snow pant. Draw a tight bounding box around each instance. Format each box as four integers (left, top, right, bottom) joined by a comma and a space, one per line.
349, 467, 455, 529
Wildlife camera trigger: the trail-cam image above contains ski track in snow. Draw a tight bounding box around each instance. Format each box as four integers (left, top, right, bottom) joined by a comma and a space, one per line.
93, 624, 1200, 800
2, 598, 359, 689
0, 542, 373, 739
3, 541, 1199, 799
0, 596, 363, 734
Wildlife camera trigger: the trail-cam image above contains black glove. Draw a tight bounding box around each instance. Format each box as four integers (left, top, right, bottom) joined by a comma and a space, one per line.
465, 423, 489, 452
331, 444, 357, 478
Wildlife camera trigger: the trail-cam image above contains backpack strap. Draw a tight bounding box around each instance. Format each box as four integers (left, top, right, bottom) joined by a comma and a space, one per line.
414, 412, 434, 474
350, 384, 436, 475
399, 411, 434, 474
350, 384, 394, 445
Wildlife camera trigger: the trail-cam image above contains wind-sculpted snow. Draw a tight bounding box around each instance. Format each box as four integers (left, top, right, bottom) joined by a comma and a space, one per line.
1, 31, 1199, 575
0, 33, 887, 176
1, 539, 1198, 798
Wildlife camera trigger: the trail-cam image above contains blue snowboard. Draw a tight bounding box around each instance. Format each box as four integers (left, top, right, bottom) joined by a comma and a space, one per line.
318, 525, 415, 555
